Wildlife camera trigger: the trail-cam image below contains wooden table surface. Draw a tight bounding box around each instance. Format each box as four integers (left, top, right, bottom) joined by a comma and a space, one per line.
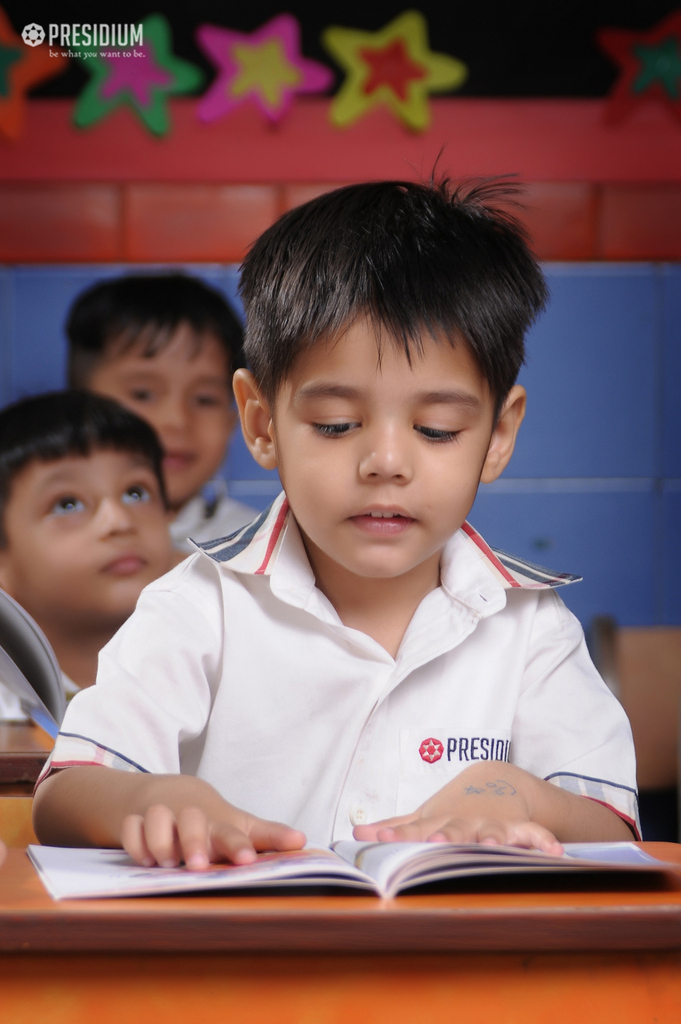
3, 844, 681, 1023
3, 842, 681, 954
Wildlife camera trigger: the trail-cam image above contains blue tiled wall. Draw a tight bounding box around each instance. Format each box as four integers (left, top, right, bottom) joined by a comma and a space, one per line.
0, 263, 679, 628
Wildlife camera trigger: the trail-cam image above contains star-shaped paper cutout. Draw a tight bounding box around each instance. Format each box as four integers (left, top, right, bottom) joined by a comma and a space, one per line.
597, 10, 681, 124
73, 13, 204, 136
322, 10, 467, 131
0, 6, 67, 139
196, 14, 333, 125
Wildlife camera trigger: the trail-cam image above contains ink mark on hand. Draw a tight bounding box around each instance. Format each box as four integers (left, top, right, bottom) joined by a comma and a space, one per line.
464, 785, 485, 795
486, 779, 517, 796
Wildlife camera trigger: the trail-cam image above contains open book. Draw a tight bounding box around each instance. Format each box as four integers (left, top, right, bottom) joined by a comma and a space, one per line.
0, 587, 65, 736
29, 840, 670, 901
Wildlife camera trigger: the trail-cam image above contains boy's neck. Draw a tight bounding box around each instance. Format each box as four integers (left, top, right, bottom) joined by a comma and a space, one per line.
302, 539, 442, 659
40, 621, 122, 690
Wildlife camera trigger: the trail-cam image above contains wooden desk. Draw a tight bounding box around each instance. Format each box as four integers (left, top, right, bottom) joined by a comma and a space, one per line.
0, 723, 51, 794
3, 843, 681, 1023
0, 724, 52, 847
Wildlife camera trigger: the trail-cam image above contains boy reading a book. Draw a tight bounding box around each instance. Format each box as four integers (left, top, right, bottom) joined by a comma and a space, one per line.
0, 391, 173, 707
34, 181, 638, 865
67, 273, 256, 553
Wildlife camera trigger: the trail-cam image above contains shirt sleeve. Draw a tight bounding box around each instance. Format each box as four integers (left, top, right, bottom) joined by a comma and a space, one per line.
36, 556, 224, 788
509, 590, 640, 838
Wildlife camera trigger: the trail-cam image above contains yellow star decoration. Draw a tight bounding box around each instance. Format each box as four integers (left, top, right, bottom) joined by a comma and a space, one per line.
232, 38, 301, 106
322, 9, 467, 131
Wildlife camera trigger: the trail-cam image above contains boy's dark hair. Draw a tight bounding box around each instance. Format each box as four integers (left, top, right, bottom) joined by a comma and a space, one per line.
240, 179, 548, 411
67, 273, 244, 388
0, 391, 168, 547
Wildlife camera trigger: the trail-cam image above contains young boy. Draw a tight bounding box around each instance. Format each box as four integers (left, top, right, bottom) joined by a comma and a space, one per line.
0, 391, 174, 710
34, 180, 638, 865
66, 273, 257, 553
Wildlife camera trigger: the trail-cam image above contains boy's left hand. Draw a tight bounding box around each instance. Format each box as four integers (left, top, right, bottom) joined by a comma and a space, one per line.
352, 761, 564, 854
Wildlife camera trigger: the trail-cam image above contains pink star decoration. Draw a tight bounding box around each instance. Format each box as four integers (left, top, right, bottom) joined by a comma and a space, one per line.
100, 46, 172, 106
196, 14, 333, 124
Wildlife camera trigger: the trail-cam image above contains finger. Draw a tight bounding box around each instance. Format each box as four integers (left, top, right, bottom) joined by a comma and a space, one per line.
375, 817, 452, 843
142, 803, 182, 867
205, 820, 258, 864
176, 806, 211, 871
247, 817, 306, 852
353, 813, 417, 841
121, 813, 156, 867
504, 821, 564, 855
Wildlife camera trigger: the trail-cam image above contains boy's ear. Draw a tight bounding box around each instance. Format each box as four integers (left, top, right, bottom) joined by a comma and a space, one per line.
480, 385, 526, 484
0, 550, 12, 595
232, 369, 278, 471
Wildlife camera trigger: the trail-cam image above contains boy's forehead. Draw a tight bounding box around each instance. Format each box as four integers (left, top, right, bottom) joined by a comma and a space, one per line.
284, 320, 490, 400
106, 322, 228, 367
14, 450, 154, 492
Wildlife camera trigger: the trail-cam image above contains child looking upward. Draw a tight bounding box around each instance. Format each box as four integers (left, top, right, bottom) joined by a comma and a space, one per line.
34, 180, 637, 865
0, 391, 173, 707
67, 274, 256, 553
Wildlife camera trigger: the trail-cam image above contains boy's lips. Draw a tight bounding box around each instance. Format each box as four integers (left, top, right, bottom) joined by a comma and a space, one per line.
102, 553, 147, 576
163, 451, 195, 472
349, 507, 415, 535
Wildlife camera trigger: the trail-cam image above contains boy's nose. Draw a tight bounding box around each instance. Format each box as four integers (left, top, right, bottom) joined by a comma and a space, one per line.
93, 497, 135, 535
155, 396, 189, 436
358, 425, 413, 482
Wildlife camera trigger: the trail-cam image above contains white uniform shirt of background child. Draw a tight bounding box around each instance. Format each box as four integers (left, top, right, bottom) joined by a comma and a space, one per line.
43, 494, 639, 845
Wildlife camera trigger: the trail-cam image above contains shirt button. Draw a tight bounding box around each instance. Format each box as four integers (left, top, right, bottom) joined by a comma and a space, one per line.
350, 806, 367, 825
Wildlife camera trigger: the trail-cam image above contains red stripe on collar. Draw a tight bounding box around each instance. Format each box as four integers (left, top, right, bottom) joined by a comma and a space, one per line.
254, 498, 290, 575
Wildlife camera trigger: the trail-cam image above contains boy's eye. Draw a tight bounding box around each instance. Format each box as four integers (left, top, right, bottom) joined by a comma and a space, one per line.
194, 393, 224, 408
313, 422, 358, 438
51, 496, 85, 516
122, 485, 151, 505
415, 426, 460, 443
129, 388, 154, 403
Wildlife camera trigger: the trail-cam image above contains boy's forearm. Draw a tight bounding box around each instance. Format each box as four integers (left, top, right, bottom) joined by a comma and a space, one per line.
435, 761, 633, 842
33, 767, 227, 848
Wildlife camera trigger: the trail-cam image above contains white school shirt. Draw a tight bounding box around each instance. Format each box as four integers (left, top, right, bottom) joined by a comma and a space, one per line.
169, 481, 258, 554
40, 492, 640, 843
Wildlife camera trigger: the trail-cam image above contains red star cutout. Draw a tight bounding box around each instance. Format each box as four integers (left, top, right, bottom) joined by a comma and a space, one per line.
597, 10, 681, 124
0, 6, 67, 139
360, 39, 426, 102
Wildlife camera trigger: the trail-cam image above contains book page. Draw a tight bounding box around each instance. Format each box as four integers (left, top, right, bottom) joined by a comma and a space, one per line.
332, 840, 669, 898
28, 845, 375, 901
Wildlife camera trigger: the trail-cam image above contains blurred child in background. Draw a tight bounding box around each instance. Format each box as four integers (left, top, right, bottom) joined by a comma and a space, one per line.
0, 391, 173, 717
67, 274, 257, 554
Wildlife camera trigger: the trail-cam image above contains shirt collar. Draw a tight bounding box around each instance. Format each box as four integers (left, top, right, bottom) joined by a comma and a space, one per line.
194, 491, 581, 591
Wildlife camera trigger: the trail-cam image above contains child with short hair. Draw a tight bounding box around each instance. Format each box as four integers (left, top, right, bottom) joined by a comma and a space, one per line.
0, 391, 174, 712
67, 273, 257, 553
34, 180, 638, 865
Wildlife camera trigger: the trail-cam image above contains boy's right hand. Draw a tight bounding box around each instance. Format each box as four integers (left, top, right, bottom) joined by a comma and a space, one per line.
121, 802, 306, 870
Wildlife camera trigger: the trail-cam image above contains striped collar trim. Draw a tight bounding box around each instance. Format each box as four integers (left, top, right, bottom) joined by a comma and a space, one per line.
195, 492, 581, 589
195, 491, 290, 575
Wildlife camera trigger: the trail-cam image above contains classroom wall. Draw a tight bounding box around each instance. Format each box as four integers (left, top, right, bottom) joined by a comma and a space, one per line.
0, 260, 679, 630
1, 95, 679, 631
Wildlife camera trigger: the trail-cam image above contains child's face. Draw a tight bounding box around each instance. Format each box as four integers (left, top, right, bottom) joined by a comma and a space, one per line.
236, 320, 525, 588
0, 450, 173, 634
88, 324, 237, 511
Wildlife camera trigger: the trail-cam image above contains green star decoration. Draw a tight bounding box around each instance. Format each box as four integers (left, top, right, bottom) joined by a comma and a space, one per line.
0, 41, 21, 98
633, 37, 681, 99
73, 13, 204, 136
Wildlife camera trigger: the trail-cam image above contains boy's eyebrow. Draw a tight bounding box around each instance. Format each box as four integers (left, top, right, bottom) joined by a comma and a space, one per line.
296, 383, 482, 410
295, 383, 362, 401
414, 389, 483, 410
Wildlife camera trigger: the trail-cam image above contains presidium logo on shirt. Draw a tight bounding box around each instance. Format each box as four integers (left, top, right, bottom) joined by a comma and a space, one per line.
419, 736, 510, 764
